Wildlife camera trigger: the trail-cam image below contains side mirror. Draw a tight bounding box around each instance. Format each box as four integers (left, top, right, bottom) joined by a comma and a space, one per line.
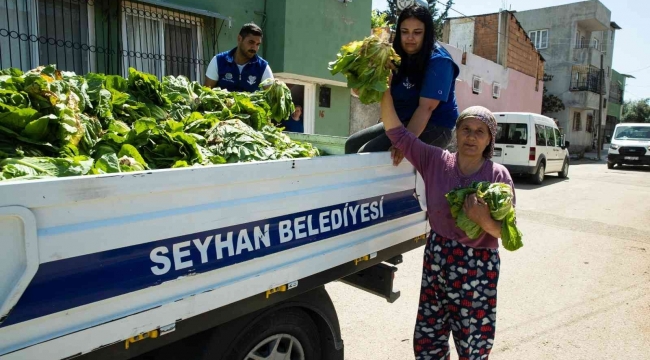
563, 140, 570, 149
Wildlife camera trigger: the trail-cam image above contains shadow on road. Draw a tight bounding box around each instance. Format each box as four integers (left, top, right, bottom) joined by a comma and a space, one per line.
512, 175, 568, 190
609, 165, 650, 173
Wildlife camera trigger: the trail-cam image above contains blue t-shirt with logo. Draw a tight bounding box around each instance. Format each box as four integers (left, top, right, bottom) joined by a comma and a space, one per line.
390, 43, 460, 129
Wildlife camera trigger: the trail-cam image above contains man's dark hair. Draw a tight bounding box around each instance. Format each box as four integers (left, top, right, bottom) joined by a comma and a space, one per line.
392, 4, 435, 89
239, 23, 263, 38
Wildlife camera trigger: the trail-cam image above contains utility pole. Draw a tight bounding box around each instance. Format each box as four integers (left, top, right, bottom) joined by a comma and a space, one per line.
597, 51, 604, 160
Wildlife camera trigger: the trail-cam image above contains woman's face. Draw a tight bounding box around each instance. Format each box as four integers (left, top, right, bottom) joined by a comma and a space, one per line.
400, 17, 425, 55
457, 118, 492, 159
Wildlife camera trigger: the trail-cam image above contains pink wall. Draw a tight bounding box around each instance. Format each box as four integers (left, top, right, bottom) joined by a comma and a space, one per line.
440, 43, 543, 115
455, 69, 543, 114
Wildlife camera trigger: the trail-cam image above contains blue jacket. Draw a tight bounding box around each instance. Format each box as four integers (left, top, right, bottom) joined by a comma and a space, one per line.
216, 48, 269, 92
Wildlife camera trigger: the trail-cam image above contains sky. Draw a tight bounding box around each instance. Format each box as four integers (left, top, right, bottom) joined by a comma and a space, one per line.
372, 0, 649, 102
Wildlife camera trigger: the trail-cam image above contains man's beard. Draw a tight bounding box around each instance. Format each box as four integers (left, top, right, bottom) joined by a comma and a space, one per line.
240, 48, 256, 59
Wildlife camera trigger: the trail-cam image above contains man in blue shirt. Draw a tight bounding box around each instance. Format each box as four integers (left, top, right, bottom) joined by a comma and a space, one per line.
204, 23, 274, 92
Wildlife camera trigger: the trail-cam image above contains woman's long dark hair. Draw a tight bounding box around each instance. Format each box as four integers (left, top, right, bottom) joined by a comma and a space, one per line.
392, 4, 436, 89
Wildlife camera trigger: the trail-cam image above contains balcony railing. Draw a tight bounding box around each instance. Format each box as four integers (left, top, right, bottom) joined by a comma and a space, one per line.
574, 42, 603, 52
570, 66, 605, 94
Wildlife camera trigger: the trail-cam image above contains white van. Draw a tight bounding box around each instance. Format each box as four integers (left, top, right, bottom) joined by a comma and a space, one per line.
491, 112, 570, 184
607, 123, 650, 169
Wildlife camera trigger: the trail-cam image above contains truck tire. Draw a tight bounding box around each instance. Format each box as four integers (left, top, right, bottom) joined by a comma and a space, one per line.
558, 159, 569, 178
531, 162, 545, 185
607, 162, 615, 169
228, 308, 321, 360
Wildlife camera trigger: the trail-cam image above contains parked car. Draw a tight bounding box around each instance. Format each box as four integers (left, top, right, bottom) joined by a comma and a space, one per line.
607, 123, 650, 169
491, 112, 570, 184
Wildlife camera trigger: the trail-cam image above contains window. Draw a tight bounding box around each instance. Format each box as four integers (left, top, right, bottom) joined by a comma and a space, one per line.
492, 82, 500, 98
121, 2, 203, 80
604, 98, 607, 109
496, 123, 528, 145
592, 38, 599, 50
573, 112, 582, 131
472, 75, 482, 94
576, 30, 581, 47
535, 124, 547, 146
545, 126, 555, 147
38, 0, 94, 74
586, 113, 594, 133
528, 29, 549, 49
554, 128, 562, 147
0, 0, 37, 70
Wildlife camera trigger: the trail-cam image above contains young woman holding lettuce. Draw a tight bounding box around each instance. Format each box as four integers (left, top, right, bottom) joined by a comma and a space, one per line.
344, 4, 459, 166
380, 85, 517, 359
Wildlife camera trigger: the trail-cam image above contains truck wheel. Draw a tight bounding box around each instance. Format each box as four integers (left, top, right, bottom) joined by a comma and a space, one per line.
531, 162, 545, 185
607, 162, 615, 169
230, 308, 321, 360
558, 159, 569, 178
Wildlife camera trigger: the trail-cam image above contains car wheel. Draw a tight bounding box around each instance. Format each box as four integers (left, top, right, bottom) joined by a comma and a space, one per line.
531, 162, 545, 185
607, 162, 615, 169
558, 159, 569, 178
227, 308, 321, 360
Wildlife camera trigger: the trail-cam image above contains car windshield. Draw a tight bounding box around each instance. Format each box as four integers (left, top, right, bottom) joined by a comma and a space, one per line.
614, 126, 650, 140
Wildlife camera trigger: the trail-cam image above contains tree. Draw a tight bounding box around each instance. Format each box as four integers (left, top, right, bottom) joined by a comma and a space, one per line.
622, 99, 650, 123
383, 0, 454, 39
542, 74, 565, 114
371, 9, 389, 29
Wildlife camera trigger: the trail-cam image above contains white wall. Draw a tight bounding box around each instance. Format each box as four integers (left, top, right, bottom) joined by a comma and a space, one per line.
448, 18, 475, 54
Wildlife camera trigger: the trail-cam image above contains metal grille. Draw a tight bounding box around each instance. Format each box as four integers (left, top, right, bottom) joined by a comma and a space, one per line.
570, 65, 605, 94
619, 147, 648, 156
0, 0, 221, 81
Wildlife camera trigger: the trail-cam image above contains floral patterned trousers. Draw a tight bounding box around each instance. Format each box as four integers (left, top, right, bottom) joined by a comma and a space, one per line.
414, 233, 500, 360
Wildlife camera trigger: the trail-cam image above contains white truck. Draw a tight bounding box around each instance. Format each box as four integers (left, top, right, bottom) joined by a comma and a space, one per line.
0, 134, 428, 360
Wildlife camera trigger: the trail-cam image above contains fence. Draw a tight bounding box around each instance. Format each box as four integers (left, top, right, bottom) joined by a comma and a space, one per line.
0, 0, 223, 82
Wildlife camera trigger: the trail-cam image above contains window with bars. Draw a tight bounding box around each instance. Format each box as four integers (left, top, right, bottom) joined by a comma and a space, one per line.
0, 0, 220, 82
586, 113, 594, 133
573, 112, 582, 132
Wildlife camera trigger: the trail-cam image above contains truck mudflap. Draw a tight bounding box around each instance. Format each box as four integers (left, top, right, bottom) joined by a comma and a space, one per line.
0, 206, 39, 325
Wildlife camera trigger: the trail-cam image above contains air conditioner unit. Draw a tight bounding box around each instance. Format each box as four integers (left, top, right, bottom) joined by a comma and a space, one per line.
492, 82, 501, 98
472, 76, 482, 94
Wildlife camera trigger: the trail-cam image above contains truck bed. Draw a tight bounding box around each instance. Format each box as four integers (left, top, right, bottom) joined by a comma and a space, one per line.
0, 153, 427, 359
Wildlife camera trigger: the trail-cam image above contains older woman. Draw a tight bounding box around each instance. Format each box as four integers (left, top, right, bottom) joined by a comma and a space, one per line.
380, 89, 516, 360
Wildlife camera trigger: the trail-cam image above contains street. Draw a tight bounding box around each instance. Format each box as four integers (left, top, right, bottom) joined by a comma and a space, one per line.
326, 161, 650, 360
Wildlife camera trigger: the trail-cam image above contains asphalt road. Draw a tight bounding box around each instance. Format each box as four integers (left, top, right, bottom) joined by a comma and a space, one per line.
326, 161, 650, 360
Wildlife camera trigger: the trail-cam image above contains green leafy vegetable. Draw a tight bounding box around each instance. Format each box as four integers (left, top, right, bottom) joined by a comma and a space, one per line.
329, 35, 401, 105
259, 78, 294, 123
0, 65, 319, 182
445, 181, 524, 251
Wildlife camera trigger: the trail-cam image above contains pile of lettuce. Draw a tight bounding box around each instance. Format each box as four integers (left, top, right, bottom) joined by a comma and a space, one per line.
445, 181, 523, 251
0, 65, 318, 182
328, 35, 400, 105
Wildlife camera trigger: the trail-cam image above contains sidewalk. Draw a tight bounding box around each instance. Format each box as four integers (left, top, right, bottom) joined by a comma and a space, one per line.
572, 143, 609, 163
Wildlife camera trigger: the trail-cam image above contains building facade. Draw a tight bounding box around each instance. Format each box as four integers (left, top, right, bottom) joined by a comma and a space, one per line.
605, 69, 630, 140
514, 0, 620, 152
442, 11, 545, 115
0, 0, 371, 137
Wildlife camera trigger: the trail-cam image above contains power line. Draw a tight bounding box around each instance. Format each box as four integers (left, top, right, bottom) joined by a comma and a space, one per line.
624, 64, 650, 74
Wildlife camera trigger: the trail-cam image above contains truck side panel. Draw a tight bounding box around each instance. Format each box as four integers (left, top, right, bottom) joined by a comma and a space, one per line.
0, 154, 427, 359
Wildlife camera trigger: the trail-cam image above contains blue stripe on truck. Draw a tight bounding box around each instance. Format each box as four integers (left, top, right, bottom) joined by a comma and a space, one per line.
1, 190, 422, 327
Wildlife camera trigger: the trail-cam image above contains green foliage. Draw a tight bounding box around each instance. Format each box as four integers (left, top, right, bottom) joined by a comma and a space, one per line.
445, 181, 523, 251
